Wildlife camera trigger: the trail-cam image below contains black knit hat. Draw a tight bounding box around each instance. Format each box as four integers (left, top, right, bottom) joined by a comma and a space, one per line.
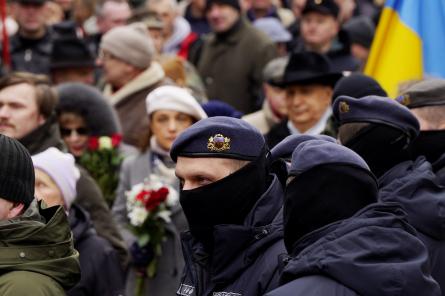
0, 134, 35, 208
206, 0, 241, 12
332, 73, 387, 104
50, 37, 96, 70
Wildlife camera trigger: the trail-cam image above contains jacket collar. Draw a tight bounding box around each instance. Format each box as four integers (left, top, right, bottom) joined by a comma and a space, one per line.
103, 61, 165, 106
19, 114, 66, 155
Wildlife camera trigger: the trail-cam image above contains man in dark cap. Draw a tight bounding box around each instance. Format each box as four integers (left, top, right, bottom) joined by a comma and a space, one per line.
333, 95, 445, 293
265, 51, 342, 148
50, 37, 96, 85
333, 95, 419, 178
171, 116, 285, 295
0, 134, 81, 294
291, 0, 358, 72
6, 0, 54, 75
191, 0, 277, 114
265, 140, 441, 296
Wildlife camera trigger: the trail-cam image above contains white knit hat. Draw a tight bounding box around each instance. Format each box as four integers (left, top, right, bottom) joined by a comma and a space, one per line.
100, 23, 155, 69
32, 148, 80, 210
146, 85, 208, 121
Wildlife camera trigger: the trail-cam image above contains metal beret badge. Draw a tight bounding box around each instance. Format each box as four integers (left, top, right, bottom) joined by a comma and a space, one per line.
208, 134, 231, 152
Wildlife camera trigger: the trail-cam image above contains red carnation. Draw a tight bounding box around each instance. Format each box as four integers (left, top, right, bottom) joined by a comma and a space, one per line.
136, 190, 150, 202
111, 134, 123, 148
88, 137, 99, 151
144, 187, 169, 211
158, 187, 169, 201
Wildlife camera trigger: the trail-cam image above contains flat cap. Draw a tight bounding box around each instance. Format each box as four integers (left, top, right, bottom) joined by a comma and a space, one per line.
170, 116, 265, 161
289, 140, 371, 176
333, 95, 420, 140
271, 134, 336, 161
397, 79, 445, 108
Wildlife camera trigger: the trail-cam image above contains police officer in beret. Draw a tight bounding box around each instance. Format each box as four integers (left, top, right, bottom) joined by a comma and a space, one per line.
333, 95, 445, 294
333, 95, 419, 178
398, 79, 445, 181
171, 116, 285, 296
265, 51, 342, 149
265, 140, 440, 296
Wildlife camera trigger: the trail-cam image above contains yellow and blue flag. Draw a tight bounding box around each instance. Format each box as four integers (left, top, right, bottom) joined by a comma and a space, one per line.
364, 0, 445, 97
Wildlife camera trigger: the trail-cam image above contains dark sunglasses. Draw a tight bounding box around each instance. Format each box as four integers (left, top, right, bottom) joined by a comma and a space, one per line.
60, 127, 90, 137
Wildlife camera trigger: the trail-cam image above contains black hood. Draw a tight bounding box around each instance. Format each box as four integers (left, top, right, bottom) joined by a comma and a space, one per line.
281, 203, 440, 296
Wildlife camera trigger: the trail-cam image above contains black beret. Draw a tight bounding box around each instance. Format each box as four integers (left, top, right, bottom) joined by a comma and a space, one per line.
277, 51, 342, 88
302, 0, 339, 18
270, 134, 336, 161
170, 116, 265, 162
288, 140, 371, 176
397, 79, 445, 109
333, 95, 420, 140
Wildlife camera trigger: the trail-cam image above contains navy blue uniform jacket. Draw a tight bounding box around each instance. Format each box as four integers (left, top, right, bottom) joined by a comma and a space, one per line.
177, 175, 286, 296
265, 203, 440, 296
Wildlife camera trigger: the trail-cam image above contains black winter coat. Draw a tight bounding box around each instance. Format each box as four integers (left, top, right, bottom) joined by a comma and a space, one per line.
68, 205, 125, 296
8, 30, 53, 75
265, 203, 441, 296
177, 175, 286, 296
379, 157, 445, 295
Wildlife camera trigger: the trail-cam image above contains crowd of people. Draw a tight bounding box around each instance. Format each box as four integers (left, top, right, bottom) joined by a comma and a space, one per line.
1, 0, 445, 295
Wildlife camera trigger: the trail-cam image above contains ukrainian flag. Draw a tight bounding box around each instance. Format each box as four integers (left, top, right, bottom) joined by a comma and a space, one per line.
364, 0, 445, 97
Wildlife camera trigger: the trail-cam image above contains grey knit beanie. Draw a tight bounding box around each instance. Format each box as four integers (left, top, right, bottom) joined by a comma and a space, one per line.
100, 23, 155, 69
0, 134, 35, 208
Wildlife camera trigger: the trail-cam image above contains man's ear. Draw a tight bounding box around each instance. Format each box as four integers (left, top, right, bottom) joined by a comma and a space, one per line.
7, 202, 25, 219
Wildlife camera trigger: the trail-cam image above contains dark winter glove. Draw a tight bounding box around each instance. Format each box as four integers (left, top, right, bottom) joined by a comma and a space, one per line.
130, 242, 155, 268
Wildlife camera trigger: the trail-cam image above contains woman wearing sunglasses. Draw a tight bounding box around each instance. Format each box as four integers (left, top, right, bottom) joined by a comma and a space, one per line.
56, 82, 122, 158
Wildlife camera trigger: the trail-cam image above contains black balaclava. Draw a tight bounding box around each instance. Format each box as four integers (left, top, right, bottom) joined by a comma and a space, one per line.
410, 130, 445, 163
180, 149, 270, 250
284, 164, 377, 253
343, 124, 412, 178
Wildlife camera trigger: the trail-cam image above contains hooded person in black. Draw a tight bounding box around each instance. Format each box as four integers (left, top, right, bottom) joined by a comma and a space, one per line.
170, 116, 285, 296
266, 140, 441, 296
333, 95, 420, 178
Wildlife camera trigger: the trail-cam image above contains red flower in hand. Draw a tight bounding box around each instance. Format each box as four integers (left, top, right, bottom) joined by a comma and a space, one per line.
88, 137, 99, 151
145, 187, 169, 211
136, 190, 151, 203
111, 134, 123, 148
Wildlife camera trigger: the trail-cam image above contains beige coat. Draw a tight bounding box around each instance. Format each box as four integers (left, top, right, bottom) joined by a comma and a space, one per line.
103, 62, 166, 147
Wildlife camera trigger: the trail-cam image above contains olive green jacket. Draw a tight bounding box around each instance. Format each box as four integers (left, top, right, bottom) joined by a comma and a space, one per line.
0, 200, 81, 295
196, 18, 277, 114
